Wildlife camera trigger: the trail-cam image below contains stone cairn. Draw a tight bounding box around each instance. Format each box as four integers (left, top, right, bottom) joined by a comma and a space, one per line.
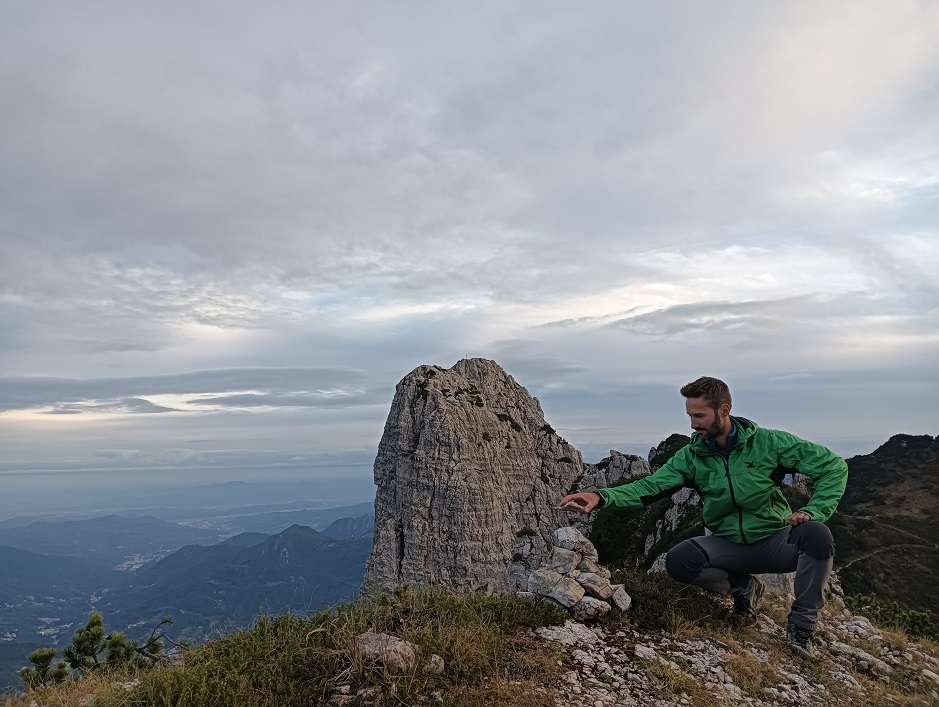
516, 526, 632, 621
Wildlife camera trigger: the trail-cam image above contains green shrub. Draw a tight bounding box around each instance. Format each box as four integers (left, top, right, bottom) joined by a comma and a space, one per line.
845, 593, 939, 640
20, 611, 173, 689
19, 648, 68, 689
496, 413, 523, 432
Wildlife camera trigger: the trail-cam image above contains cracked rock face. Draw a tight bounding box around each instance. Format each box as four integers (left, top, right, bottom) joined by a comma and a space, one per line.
363, 358, 592, 593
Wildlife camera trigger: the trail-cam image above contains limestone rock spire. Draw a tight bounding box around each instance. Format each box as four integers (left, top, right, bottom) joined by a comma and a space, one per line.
363, 358, 589, 593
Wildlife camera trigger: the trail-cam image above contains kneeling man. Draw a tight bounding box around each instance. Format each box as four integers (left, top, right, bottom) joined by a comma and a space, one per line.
561, 376, 848, 657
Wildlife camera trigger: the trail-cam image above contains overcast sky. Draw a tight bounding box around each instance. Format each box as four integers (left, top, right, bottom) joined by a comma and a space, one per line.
2, 1, 937, 510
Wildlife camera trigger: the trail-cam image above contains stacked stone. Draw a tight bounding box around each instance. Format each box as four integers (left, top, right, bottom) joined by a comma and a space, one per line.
520, 527, 632, 621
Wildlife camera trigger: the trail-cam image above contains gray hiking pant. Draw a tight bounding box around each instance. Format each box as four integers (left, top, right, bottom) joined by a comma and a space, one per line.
664, 521, 835, 630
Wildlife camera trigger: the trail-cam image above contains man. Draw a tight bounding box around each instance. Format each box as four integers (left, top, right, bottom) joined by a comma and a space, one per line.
560, 376, 848, 657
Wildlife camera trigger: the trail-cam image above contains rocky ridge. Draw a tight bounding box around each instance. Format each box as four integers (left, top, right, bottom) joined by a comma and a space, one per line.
326, 568, 939, 706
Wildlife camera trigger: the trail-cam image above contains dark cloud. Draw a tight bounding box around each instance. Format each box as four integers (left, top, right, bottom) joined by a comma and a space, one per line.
607, 296, 819, 338
192, 390, 384, 409
0, 367, 369, 412
539, 307, 643, 329
45, 397, 177, 415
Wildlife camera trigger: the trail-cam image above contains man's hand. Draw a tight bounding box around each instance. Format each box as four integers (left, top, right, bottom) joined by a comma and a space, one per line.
559, 492, 602, 513
788, 510, 812, 526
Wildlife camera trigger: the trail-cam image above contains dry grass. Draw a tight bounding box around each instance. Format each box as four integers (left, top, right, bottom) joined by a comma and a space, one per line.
665, 612, 709, 640
446, 679, 556, 707
915, 636, 939, 654
2, 672, 137, 707
853, 677, 939, 707
722, 644, 781, 697
880, 625, 913, 647
762, 593, 793, 627
641, 659, 718, 707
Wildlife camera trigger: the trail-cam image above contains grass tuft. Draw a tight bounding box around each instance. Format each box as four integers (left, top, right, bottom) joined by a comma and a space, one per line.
641, 659, 715, 706
722, 645, 780, 696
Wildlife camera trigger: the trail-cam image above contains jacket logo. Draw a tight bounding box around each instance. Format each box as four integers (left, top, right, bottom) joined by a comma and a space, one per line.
744, 461, 755, 468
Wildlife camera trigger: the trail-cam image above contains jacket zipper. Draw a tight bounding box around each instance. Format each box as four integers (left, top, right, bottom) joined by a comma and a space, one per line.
721, 455, 748, 544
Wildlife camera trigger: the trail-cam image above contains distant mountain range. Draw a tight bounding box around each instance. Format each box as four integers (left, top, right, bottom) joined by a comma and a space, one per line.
97, 525, 371, 642
0, 515, 221, 568
0, 503, 376, 692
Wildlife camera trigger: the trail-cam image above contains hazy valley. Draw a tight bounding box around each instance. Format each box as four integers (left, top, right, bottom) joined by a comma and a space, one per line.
0, 484, 375, 692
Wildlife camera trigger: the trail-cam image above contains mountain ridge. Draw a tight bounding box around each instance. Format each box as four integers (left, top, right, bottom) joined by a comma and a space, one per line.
828, 432, 939, 615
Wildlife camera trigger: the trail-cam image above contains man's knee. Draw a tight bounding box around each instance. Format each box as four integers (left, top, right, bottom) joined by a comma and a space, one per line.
790, 521, 835, 560
665, 540, 708, 583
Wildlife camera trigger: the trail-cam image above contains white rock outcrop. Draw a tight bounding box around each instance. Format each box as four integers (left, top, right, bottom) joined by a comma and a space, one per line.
355, 632, 444, 676
364, 358, 627, 594
356, 632, 418, 673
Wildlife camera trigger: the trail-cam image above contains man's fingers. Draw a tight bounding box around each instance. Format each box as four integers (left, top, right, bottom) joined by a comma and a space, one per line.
559, 493, 597, 512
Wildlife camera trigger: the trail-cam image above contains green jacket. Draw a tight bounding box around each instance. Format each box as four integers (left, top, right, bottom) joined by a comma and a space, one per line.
598, 417, 848, 544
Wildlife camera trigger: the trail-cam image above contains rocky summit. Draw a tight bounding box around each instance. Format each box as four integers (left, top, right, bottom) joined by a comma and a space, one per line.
363, 358, 647, 594
353, 359, 939, 705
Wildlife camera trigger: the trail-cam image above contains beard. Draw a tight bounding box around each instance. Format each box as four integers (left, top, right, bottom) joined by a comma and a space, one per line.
698, 413, 727, 439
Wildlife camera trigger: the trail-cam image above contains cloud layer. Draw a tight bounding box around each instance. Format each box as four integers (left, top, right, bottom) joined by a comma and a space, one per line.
1, 2, 937, 488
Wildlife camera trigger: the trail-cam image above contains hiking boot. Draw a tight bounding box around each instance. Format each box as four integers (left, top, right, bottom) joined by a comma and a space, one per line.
786, 622, 814, 658
730, 575, 765, 626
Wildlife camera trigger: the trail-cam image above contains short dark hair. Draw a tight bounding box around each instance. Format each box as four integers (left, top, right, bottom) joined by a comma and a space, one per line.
680, 376, 732, 412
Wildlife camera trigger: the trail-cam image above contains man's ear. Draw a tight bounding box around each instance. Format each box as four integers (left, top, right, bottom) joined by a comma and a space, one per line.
719, 403, 731, 417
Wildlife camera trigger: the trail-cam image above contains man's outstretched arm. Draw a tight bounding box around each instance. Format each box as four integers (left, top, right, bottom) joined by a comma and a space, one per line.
559, 448, 695, 512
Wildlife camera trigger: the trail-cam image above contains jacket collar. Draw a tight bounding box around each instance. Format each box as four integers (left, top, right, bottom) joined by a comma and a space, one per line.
705, 421, 738, 455
691, 415, 758, 454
